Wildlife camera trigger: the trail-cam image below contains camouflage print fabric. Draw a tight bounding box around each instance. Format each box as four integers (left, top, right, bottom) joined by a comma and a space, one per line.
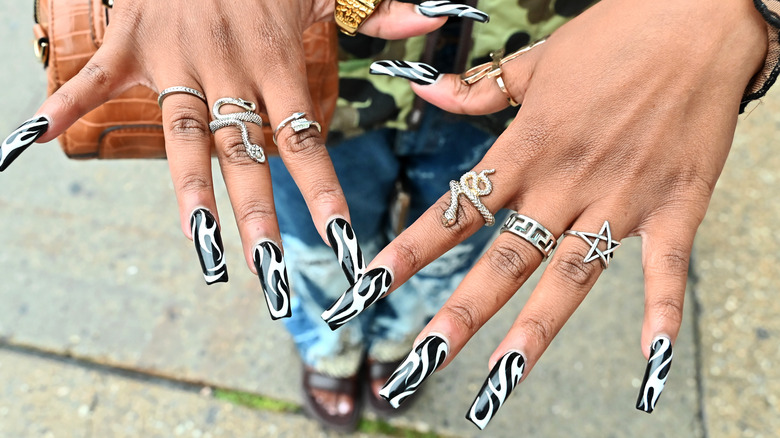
329, 0, 597, 142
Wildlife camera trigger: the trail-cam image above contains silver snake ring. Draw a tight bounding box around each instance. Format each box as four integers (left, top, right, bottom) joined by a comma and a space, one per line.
209, 97, 265, 163
442, 169, 496, 227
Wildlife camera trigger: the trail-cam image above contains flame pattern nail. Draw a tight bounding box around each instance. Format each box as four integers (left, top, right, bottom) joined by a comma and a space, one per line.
253, 241, 291, 320
369, 60, 441, 86
466, 351, 525, 430
321, 267, 393, 330
416, 1, 490, 23
326, 218, 365, 285
378, 335, 449, 408
636, 336, 673, 413
0, 116, 50, 172
190, 208, 228, 285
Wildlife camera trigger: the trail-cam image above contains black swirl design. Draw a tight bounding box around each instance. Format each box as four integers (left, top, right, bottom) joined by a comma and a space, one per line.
190, 208, 228, 285
636, 336, 673, 413
0, 116, 50, 172
321, 267, 393, 330
253, 241, 291, 320
416, 1, 490, 22
466, 351, 526, 430
378, 335, 449, 408
326, 218, 366, 285
369, 60, 441, 86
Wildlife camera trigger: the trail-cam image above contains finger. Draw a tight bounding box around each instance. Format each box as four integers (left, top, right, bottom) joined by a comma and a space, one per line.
360, 1, 489, 40
1, 46, 135, 171
462, 217, 627, 429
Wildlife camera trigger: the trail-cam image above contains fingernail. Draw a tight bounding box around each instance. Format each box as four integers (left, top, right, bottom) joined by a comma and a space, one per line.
369, 60, 441, 86
636, 336, 673, 413
321, 267, 393, 330
0, 115, 50, 172
326, 218, 366, 285
466, 351, 526, 430
378, 334, 449, 408
253, 240, 291, 320
190, 208, 229, 285
416, 1, 490, 23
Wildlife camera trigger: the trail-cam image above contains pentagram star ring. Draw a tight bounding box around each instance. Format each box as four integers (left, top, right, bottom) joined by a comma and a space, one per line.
563, 221, 621, 269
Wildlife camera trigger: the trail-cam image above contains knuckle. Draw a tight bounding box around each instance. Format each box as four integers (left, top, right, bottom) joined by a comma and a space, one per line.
435, 195, 482, 238
234, 199, 276, 227
209, 16, 238, 56
647, 245, 691, 277
442, 300, 483, 335
484, 240, 532, 284
167, 110, 210, 141
281, 129, 324, 157
80, 62, 113, 88
650, 296, 684, 326
549, 251, 599, 288
389, 237, 423, 273
306, 184, 344, 211
176, 173, 213, 196
53, 90, 79, 113
516, 314, 555, 345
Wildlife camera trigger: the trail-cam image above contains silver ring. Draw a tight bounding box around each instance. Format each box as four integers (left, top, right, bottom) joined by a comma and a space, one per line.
273, 112, 322, 146
500, 213, 557, 261
563, 221, 621, 269
442, 169, 496, 228
157, 86, 207, 108
208, 97, 266, 163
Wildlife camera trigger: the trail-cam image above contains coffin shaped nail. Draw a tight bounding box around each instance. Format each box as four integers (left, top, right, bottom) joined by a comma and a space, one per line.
321, 267, 392, 330
326, 218, 366, 285
417, 1, 490, 23
190, 208, 228, 285
369, 60, 441, 86
253, 240, 291, 320
0, 116, 50, 172
466, 351, 526, 430
636, 336, 673, 413
378, 334, 449, 408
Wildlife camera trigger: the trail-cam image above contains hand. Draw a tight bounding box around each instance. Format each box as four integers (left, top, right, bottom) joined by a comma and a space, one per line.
322, 0, 767, 425
0, 0, 454, 302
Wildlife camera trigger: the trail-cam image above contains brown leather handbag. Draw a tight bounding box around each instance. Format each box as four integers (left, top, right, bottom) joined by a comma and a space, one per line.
33, 0, 339, 159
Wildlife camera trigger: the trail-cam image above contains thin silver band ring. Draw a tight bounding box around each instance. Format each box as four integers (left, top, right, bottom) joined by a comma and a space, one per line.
158, 86, 207, 108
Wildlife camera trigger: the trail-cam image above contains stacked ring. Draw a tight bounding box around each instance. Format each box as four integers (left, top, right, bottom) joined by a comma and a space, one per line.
500, 213, 557, 261
157, 86, 207, 108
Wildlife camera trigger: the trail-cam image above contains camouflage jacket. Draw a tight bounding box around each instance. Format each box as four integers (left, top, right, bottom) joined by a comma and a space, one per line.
329, 0, 596, 142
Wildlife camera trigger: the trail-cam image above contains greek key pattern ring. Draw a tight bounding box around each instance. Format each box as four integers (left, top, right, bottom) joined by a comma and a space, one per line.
209, 98, 265, 163
500, 213, 557, 261
443, 169, 496, 227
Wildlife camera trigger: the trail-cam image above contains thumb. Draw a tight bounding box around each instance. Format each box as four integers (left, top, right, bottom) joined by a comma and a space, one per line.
359, 1, 488, 40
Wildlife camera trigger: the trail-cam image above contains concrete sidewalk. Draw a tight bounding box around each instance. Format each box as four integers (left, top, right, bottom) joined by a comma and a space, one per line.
0, 1, 777, 437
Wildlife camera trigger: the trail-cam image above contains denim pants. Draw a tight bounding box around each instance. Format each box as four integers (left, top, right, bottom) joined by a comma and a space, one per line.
269, 108, 506, 377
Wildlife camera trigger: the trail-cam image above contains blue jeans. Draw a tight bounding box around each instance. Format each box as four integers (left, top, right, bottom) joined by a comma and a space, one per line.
269, 108, 506, 377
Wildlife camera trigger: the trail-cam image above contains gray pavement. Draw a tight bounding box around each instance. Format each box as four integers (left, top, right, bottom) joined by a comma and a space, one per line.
0, 1, 777, 437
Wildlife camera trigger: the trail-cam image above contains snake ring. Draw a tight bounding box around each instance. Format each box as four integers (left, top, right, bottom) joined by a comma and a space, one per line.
209, 97, 265, 163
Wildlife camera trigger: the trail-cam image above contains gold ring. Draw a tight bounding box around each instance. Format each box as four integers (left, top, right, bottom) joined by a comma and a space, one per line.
334, 0, 385, 36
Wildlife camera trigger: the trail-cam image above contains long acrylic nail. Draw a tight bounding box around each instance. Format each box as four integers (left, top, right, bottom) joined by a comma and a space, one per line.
466, 351, 526, 430
378, 334, 449, 408
190, 208, 228, 285
321, 267, 392, 330
326, 218, 366, 285
416, 1, 490, 23
0, 116, 50, 172
253, 240, 291, 320
369, 60, 441, 86
636, 336, 673, 413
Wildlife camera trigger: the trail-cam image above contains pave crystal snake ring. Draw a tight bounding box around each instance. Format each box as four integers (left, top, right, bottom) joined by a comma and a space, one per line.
272, 112, 322, 146
208, 98, 265, 163
157, 86, 207, 108
500, 213, 557, 261
443, 169, 496, 227
564, 221, 621, 269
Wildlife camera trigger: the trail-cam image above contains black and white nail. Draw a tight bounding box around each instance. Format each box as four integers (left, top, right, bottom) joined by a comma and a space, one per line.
378, 334, 449, 408
190, 208, 228, 285
0, 116, 50, 172
253, 240, 291, 320
321, 267, 393, 330
369, 60, 441, 86
466, 351, 526, 430
636, 336, 673, 413
416, 1, 490, 23
326, 218, 366, 285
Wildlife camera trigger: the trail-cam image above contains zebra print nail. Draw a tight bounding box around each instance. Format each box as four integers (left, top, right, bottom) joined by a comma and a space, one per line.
253, 240, 291, 320
190, 208, 228, 285
378, 334, 449, 408
636, 336, 673, 413
0, 116, 50, 172
416, 1, 489, 23
321, 267, 393, 330
466, 351, 526, 430
326, 218, 365, 285
369, 60, 441, 85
